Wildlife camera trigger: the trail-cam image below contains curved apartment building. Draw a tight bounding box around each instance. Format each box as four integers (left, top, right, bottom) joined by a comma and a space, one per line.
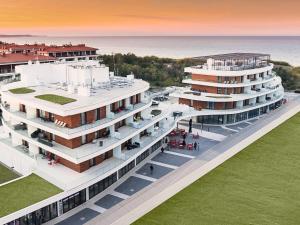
171, 53, 284, 124
0, 60, 180, 224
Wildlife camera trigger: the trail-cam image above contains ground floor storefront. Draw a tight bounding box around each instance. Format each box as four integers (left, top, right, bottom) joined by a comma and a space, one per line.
196, 100, 283, 125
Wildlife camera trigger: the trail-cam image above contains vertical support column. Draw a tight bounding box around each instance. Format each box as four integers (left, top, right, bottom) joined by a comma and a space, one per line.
86, 187, 90, 201
26, 106, 37, 119
11, 134, 22, 147
10, 101, 19, 112
113, 145, 122, 159
109, 125, 115, 138
57, 200, 63, 216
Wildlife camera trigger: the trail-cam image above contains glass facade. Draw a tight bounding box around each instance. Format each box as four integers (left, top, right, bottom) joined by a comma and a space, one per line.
197, 115, 224, 124
6, 203, 58, 225
62, 189, 86, 213
136, 149, 150, 165
118, 160, 135, 178
88, 172, 118, 199
196, 101, 283, 125
151, 140, 162, 153
248, 109, 259, 119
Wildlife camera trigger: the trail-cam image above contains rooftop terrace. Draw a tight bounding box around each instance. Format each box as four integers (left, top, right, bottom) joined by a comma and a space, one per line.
0, 174, 62, 217
191, 52, 271, 71
3, 77, 149, 115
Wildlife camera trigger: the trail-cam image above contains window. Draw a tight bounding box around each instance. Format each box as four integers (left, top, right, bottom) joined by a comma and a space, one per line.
207, 102, 214, 110
217, 88, 222, 94
88, 173, 117, 199
136, 149, 150, 165
62, 189, 86, 213
10, 203, 58, 225
118, 161, 135, 178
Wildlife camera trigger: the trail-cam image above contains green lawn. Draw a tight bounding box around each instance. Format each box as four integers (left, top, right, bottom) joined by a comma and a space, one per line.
0, 174, 62, 217
9, 87, 35, 94
35, 94, 76, 105
0, 163, 19, 184
134, 113, 300, 225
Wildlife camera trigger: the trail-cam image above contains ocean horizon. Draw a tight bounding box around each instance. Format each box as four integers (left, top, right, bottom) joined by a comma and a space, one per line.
1, 36, 300, 66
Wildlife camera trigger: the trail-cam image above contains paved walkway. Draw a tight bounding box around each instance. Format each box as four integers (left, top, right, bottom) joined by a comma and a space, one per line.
85, 96, 300, 225
48, 121, 225, 225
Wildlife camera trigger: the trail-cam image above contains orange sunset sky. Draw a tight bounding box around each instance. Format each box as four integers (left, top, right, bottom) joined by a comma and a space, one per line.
0, 0, 300, 36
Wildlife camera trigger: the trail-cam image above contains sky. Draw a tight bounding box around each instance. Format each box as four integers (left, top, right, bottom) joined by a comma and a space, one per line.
0, 0, 300, 36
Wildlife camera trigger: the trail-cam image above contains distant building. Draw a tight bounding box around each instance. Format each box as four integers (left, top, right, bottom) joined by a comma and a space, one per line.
171, 53, 284, 124
0, 43, 99, 84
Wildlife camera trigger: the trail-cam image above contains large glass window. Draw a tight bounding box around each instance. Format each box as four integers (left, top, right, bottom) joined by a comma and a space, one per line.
88, 172, 118, 199
248, 109, 259, 119
236, 112, 248, 122
118, 161, 135, 178
62, 189, 86, 213
9, 203, 58, 225
136, 149, 150, 165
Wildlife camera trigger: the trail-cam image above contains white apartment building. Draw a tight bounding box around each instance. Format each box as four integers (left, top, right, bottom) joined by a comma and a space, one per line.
0, 60, 190, 224
171, 53, 284, 124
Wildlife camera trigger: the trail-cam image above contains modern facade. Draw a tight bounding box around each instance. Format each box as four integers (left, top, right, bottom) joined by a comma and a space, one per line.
0, 60, 187, 225
171, 53, 284, 124
0, 52, 286, 225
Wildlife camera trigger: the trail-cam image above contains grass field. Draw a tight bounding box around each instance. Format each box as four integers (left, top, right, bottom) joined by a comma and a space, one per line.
9, 87, 35, 94
134, 113, 300, 225
0, 163, 19, 184
0, 174, 62, 217
35, 94, 76, 105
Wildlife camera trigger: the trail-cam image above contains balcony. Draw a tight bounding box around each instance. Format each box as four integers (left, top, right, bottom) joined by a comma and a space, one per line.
1, 101, 151, 138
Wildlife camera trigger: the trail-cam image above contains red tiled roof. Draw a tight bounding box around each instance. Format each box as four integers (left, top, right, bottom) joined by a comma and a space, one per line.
0, 53, 56, 64
39, 44, 98, 53
0, 43, 97, 53
0, 43, 46, 51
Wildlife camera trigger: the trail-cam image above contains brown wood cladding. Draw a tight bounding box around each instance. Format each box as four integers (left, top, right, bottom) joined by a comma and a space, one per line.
179, 99, 235, 110
86, 110, 95, 124
57, 149, 113, 173
193, 101, 207, 110
55, 135, 81, 149
192, 85, 217, 93
99, 106, 106, 119
192, 74, 217, 82
179, 98, 192, 106
191, 74, 243, 84
54, 114, 81, 128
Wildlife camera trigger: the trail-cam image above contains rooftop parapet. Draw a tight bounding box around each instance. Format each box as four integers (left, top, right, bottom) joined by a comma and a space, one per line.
191, 53, 270, 71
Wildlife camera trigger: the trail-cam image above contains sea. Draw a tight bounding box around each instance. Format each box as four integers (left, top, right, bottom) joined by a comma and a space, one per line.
1, 36, 300, 66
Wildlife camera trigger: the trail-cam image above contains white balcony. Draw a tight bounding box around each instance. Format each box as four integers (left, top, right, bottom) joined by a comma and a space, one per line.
1, 101, 151, 139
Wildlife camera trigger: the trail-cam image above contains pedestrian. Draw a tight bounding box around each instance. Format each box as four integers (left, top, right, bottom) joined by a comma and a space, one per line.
150, 164, 154, 174
189, 118, 192, 133
194, 142, 197, 150
161, 147, 165, 153
197, 142, 200, 151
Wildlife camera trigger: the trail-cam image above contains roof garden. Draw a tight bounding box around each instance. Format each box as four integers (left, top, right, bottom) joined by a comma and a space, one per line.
0, 173, 62, 217
35, 94, 76, 105
9, 87, 35, 94
0, 163, 19, 184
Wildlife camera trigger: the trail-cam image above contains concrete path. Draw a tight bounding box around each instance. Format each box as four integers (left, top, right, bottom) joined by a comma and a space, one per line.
86, 96, 300, 225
